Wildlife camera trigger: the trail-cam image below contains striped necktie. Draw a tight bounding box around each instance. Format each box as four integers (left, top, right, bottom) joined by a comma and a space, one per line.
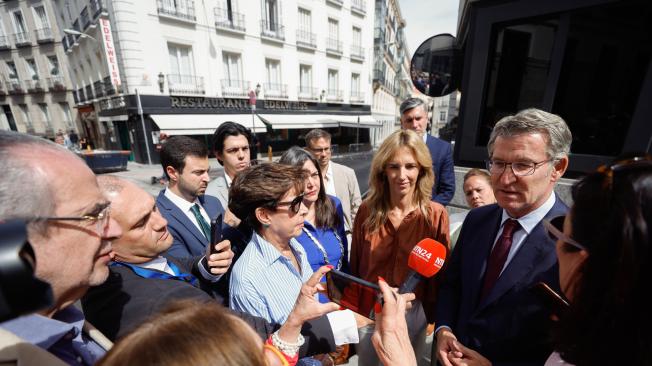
190, 203, 210, 239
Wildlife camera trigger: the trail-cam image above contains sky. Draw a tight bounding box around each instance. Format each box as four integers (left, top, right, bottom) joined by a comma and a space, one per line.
398, 0, 459, 54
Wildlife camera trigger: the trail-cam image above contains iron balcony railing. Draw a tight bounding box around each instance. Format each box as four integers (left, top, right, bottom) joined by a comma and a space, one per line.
13, 32, 31, 47
350, 91, 365, 103
350, 45, 364, 60
298, 86, 319, 100
8, 79, 26, 94
263, 83, 288, 99
104, 76, 117, 95
81, 7, 91, 30
35, 27, 54, 43
325, 38, 342, 54
214, 8, 246, 32
296, 29, 316, 49
90, 0, 106, 20
326, 89, 343, 102
25, 78, 45, 92
326, 0, 343, 6
77, 88, 86, 103
0, 35, 9, 49
168, 74, 205, 95
157, 0, 196, 22
47, 76, 66, 91
94, 80, 105, 98
85, 84, 94, 100
221, 79, 249, 97
260, 20, 285, 41
351, 0, 367, 14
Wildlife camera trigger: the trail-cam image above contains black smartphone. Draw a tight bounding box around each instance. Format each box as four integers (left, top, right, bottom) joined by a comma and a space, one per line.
532, 281, 570, 317
326, 269, 382, 320
206, 214, 223, 258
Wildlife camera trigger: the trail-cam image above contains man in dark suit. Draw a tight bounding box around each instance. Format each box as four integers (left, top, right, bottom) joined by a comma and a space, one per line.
434, 108, 573, 366
83, 176, 342, 357
399, 97, 455, 206
155, 135, 223, 258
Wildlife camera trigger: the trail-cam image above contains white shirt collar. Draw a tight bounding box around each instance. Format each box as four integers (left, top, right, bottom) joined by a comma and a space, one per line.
422, 133, 427, 143
500, 192, 557, 235
164, 187, 200, 213
325, 162, 333, 180
136, 255, 175, 275
224, 171, 233, 188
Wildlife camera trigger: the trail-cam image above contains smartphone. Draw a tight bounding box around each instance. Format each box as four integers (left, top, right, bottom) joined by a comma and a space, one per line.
326, 269, 382, 320
532, 281, 570, 317
206, 214, 223, 258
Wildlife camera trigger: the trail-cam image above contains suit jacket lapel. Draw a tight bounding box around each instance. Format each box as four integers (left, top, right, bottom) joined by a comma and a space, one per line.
199, 195, 219, 219
157, 191, 207, 246
466, 205, 502, 310
475, 199, 569, 311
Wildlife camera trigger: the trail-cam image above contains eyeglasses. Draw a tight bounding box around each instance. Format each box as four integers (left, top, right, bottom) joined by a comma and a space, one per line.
486, 159, 553, 177
274, 193, 305, 214
32, 204, 112, 235
596, 155, 652, 189
543, 215, 586, 251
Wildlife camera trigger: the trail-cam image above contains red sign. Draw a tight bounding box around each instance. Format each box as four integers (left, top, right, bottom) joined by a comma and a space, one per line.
248, 90, 256, 106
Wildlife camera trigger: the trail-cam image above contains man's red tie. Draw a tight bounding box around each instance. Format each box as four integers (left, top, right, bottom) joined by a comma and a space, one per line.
480, 219, 520, 302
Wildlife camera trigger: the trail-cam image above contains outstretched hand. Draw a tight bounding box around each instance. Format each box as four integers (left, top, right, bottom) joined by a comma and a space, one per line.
371, 278, 417, 366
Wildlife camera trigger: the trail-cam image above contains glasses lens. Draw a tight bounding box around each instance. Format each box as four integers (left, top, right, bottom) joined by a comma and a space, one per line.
512, 163, 533, 176
290, 195, 303, 214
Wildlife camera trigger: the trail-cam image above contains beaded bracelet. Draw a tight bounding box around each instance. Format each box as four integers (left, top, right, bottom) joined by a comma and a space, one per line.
271, 330, 305, 357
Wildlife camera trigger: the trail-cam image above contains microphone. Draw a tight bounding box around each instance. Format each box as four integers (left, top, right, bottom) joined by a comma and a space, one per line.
398, 238, 447, 294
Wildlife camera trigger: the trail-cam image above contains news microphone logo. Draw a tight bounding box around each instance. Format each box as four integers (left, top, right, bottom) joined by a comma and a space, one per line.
399, 238, 447, 294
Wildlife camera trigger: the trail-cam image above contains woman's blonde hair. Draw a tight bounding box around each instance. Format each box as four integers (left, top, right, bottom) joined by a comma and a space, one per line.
364, 129, 434, 233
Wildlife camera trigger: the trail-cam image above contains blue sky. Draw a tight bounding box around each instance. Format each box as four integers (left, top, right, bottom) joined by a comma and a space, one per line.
398, 0, 459, 53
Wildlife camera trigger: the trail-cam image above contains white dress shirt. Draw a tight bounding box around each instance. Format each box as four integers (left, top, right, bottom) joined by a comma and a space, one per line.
139, 255, 222, 282
323, 162, 336, 196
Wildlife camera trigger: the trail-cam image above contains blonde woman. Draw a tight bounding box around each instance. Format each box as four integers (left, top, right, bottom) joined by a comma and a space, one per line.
350, 129, 450, 365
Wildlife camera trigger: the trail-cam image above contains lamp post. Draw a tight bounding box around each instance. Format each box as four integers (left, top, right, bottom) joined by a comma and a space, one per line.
158, 72, 165, 93
63, 28, 97, 42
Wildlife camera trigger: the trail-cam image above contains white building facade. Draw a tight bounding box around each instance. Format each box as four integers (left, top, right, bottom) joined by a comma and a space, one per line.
371, 0, 410, 147
54, 0, 375, 162
0, 0, 78, 139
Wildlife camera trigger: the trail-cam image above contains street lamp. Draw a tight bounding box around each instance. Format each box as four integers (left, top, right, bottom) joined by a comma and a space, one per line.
255, 83, 261, 96
63, 28, 97, 42
158, 72, 165, 93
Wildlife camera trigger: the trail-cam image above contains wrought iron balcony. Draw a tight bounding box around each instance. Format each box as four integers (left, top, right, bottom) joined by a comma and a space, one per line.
220, 79, 249, 97
214, 8, 245, 33
90, 0, 107, 20
296, 29, 316, 49
157, 0, 196, 22
35, 28, 54, 43
325, 38, 342, 55
13, 32, 31, 47
350, 91, 365, 103
298, 86, 319, 101
263, 83, 288, 99
326, 89, 343, 102
104, 76, 117, 95
94, 80, 105, 98
351, 0, 367, 15
77, 88, 86, 103
47, 76, 66, 91
0, 35, 9, 50
7, 79, 26, 94
350, 45, 365, 61
169, 74, 205, 95
85, 84, 94, 100
260, 20, 285, 42
25, 78, 46, 92
373, 69, 385, 84
326, 0, 343, 7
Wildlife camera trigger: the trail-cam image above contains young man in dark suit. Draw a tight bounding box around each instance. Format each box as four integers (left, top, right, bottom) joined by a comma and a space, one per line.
435, 108, 572, 366
155, 136, 224, 258
399, 97, 455, 206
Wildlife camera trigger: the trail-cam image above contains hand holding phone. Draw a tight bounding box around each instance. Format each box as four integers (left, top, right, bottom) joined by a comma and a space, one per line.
206, 214, 223, 259
326, 269, 382, 320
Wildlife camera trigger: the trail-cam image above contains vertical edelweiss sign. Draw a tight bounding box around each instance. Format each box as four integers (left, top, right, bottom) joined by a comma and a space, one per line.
100, 18, 122, 89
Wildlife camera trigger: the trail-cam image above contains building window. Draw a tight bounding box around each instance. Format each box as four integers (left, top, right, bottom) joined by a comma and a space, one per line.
328, 18, 339, 40
25, 59, 39, 79
33, 5, 50, 30
38, 103, 50, 128
299, 64, 312, 95
265, 58, 281, 90
328, 69, 340, 100
6, 61, 18, 79
439, 111, 446, 122
19, 104, 32, 128
222, 52, 242, 85
47, 56, 59, 75
12, 11, 28, 35
168, 43, 203, 94
263, 0, 280, 31
60, 102, 73, 128
351, 73, 361, 98
352, 27, 361, 46
298, 8, 311, 31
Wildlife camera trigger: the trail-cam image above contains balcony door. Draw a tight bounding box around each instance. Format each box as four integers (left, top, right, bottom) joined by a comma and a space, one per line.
263, 0, 279, 31
168, 43, 195, 91
32, 5, 50, 30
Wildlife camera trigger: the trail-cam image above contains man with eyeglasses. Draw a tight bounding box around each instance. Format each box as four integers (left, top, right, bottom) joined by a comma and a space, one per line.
155, 136, 232, 262
304, 129, 361, 242
434, 108, 572, 366
0, 130, 122, 365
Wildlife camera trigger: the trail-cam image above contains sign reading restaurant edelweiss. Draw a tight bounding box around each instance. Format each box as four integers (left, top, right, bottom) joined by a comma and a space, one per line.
170, 96, 310, 111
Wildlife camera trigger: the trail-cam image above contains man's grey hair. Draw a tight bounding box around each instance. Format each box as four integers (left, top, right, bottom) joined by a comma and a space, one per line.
0, 131, 69, 232
304, 129, 331, 146
399, 97, 427, 116
487, 108, 572, 160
